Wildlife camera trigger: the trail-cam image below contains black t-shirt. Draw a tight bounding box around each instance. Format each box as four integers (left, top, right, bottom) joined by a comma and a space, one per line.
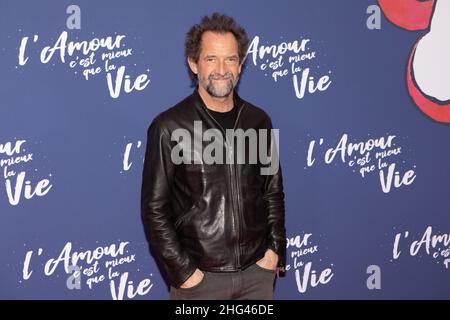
208, 105, 238, 131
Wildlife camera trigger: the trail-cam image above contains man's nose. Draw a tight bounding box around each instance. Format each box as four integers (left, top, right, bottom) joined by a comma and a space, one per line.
216, 59, 227, 75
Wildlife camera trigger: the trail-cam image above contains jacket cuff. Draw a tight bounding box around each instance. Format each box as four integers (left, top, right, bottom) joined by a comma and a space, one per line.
268, 241, 286, 268
170, 264, 197, 288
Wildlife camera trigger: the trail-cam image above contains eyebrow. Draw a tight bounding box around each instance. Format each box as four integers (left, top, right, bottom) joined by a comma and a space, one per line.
204, 54, 239, 59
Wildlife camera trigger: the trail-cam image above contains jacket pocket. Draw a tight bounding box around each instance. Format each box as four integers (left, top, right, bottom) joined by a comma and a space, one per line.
174, 204, 196, 230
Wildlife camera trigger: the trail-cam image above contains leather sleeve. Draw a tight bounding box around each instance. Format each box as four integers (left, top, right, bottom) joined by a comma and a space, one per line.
140, 119, 196, 287
262, 119, 287, 272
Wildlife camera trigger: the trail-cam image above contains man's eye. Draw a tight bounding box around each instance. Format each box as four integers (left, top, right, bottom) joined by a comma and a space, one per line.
206, 58, 215, 62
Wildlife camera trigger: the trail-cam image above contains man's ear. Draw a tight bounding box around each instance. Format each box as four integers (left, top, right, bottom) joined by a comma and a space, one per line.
187, 57, 198, 75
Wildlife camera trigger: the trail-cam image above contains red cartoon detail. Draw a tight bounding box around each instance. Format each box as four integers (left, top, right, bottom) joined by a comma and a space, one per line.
378, 0, 434, 30
407, 41, 450, 123
379, 0, 450, 123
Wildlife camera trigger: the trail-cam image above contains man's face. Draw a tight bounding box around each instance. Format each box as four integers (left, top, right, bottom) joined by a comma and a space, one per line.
188, 31, 242, 98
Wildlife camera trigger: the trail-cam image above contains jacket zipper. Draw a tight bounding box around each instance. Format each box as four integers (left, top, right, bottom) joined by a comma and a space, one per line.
201, 101, 245, 269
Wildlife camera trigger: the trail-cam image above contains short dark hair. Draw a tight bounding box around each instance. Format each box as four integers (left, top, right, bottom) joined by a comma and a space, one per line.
185, 12, 249, 64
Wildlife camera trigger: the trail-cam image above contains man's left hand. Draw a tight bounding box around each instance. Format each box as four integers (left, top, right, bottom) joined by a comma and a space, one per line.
256, 249, 279, 271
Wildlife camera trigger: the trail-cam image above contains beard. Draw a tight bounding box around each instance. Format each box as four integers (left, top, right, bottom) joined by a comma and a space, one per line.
199, 72, 239, 98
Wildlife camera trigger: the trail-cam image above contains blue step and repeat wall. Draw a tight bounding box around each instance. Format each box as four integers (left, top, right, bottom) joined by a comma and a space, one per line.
1, 0, 449, 299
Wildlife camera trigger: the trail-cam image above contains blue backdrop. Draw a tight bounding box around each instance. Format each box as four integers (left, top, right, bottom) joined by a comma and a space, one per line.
1, 0, 449, 299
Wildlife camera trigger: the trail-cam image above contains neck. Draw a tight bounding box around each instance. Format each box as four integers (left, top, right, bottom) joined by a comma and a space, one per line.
198, 85, 234, 112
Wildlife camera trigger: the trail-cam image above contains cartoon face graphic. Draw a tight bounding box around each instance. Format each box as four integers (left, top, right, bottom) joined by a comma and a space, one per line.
379, 0, 450, 123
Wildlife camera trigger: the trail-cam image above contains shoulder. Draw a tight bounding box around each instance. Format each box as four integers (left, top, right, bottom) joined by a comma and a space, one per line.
147, 94, 195, 132
239, 96, 273, 127
243, 101, 271, 119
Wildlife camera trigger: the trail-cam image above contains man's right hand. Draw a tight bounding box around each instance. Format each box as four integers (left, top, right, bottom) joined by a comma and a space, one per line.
180, 268, 204, 288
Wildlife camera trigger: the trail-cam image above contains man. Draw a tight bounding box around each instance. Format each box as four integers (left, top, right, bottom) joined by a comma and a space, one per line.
141, 12, 286, 300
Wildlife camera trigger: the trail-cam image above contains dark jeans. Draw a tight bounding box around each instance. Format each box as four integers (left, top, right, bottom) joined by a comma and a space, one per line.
169, 263, 276, 300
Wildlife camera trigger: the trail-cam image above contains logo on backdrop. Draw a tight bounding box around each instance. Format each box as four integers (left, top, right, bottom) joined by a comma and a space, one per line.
121, 139, 143, 174
22, 240, 155, 300
247, 35, 332, 100
306, 133, 417, 193
0, 139, 53, 206
286, 232, 334, 294
16, 5, 150, 99
392, 226, 450, 269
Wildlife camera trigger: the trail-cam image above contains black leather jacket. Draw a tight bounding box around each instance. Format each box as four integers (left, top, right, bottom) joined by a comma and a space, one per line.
141, 89, 286, 287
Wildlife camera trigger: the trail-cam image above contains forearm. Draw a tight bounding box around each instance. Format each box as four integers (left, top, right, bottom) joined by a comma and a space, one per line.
263, 165, 287, 269
141, 200, 196, 286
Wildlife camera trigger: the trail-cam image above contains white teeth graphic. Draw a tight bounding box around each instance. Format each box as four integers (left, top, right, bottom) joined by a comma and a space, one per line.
412, 1, 450, 102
